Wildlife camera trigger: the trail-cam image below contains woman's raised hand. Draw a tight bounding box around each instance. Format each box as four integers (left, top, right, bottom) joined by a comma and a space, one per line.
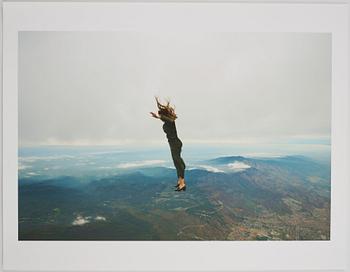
150, 112, 159, 119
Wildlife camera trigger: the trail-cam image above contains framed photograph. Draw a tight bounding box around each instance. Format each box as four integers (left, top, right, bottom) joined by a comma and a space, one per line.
1, 1, 349, 271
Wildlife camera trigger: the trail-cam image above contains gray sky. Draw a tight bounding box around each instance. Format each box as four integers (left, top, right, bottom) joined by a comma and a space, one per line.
19, 32, 331, 146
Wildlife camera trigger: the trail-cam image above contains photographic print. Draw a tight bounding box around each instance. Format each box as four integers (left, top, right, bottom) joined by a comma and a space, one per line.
18, 31, 331, 241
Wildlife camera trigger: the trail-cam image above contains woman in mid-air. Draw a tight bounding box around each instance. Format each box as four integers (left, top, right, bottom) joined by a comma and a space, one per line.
150, 97, 186, 191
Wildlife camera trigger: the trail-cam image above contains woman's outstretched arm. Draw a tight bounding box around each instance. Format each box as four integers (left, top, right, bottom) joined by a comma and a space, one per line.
150, 112, 174, 123
150, 112, 160, 119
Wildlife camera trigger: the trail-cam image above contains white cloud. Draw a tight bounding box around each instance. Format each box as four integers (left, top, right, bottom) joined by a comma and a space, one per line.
18, 163, 31, 170
88, 150, 124, 155
98, 166, 113, 169
72, 215, 107, 226
117, 160, 165, 169
27, 172, 39, 176
197, 165, 225, 173
243, 153, 283, 158
19, 155, 75, 162
72, 215, 90, 226
227, 161, 251, 172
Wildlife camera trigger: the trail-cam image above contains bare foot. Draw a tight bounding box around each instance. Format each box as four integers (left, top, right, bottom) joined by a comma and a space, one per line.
178, 178, 186, 189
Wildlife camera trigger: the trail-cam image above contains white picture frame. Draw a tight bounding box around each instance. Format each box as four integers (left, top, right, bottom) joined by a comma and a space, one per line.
1, 1, 349, 271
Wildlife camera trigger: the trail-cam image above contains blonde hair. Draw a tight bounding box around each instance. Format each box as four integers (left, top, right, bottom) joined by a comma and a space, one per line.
155, 97, 177, 121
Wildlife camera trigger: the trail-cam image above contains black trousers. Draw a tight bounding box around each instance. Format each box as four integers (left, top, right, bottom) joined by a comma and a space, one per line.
169, 139, 186, 179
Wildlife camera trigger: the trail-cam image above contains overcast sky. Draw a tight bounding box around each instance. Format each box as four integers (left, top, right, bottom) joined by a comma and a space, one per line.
19, 32, 331, 146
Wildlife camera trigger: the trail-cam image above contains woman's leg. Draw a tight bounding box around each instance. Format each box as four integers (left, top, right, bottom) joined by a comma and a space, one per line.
170, 142, 186, 179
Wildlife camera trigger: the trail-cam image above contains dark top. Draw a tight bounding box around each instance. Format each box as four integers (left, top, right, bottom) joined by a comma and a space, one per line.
162, 121, 181, 144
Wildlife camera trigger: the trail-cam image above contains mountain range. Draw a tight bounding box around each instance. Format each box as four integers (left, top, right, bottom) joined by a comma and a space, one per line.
19, 154, 330, 240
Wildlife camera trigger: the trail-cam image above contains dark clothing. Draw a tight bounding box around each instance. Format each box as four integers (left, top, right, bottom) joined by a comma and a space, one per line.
170, 140, 186, 179
162, 121, 186, 178
162, 121, 179, 142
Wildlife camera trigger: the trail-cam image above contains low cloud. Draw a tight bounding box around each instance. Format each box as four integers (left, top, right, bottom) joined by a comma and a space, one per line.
72, 215, 107, 226
117, 160, 165, 169
19, 155, 75, 162
18, 163, 31, 170
72, 215, 90, 226
227, 161, 251, 172
197, 165, 225, 173
27, 172, 39, 176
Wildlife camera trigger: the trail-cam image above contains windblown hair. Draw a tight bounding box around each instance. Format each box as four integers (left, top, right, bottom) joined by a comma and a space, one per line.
156, 97, 177, 121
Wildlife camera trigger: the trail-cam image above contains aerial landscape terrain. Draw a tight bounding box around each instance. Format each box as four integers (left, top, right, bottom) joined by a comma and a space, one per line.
18, 146, 331, 241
